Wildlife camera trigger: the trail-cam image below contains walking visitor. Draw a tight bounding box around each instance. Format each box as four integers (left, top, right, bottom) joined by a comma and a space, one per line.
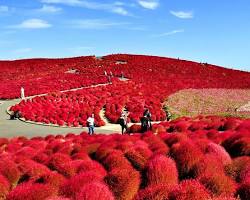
143, 108, 152, 129
118, 111, 129, 135
21, 87, 25, 100
87, 113, 95, 135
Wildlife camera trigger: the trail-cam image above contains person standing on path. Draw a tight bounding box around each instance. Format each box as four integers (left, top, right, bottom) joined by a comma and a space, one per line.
143, 108, 152, 129
118, 111, 129, 135
87, 113, 95, 135
21, 87, 25, 100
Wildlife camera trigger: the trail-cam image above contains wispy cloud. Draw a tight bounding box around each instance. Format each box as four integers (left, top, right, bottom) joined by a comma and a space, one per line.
36, 5, 62, 13
137, 0, 159, 10
68, 46, 94, 54
112, 7, 129, 16
12, 48, 32, 54
41, 0, 132, 16
0, 5, 9, 12
152, 29, 184, 37
70, 19, 130, 29
170, 11, 194, 19
8, 19, 52, 29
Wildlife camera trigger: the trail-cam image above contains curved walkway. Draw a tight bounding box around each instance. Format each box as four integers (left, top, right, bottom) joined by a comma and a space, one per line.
0, 78, 131, 138
0, 77, 164, 138
0, 99, 120, 138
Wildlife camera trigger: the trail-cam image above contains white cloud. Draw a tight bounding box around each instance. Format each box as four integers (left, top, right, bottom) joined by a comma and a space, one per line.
170, 11, 194, 19
41, 0, 131, 16
41, 0, 82, 6
137, 0, 159, 10
0, 5, 9, 12
37, 5, 62, 13
8, 19, 52, 29
112, 7, 129, 16
70, 19, 130, 29
152, 29, 184, 37
69, 46, 94, 54
12, 48, 32, 54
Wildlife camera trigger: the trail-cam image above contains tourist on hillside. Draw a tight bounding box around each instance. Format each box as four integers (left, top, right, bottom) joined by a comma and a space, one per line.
10, 110, 22, 120
140, 115, 149, 133
118, 111, 129, 135
21, 87, 25, 100
143, 108, 152, 129
108, 76, 112, 83
104, 71, 107, 76
87, 113, 95, 135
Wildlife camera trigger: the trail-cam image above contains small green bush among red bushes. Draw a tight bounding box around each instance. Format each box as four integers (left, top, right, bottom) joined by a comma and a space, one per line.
0, 115, 249, 199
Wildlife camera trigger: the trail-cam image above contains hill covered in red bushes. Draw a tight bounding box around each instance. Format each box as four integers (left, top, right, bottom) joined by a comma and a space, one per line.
7, 54, 250, 127
1, 54, 250, 99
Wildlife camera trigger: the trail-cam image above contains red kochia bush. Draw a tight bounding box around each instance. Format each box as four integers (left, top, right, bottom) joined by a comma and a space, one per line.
142, 134, 169, 155
192, 154, 224, 179
239, 165, 250, 183
15, 146, 38, 159
171, 121, 190, 132
170, 140, 204, 178
225, 156, 250, 182
31, 171, 65, 193
48, 153, 74, 177
206, 142, 232, 166
222, 131, 250, 157
103, 150, 132, 171
223, 118, 242, 130
129, 124, 142, 133
77, 160, 107, 177
18, 159, 50, 180
59, 171, 103, 198
0, 174, 10, 200
125, 147, 152, 171
47, 197, 70, 200
134, 184, 173, 200
105, 168, 140, 200
163, 133, 188, 147
0, 158, 21, 188
237, 181, 250, 200
75, 182, 115, 200
198, 173, 237, 197
210, 197, 238, 200
6, 182, 57, 200
169, 179, 211, 200
145, 154, 178, 187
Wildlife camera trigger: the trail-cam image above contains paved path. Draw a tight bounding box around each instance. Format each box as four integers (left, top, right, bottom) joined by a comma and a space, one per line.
0, 78, 163, 139
0, 99, 123, 138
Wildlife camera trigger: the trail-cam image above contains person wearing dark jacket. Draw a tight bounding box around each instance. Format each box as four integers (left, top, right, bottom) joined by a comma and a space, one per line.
143, 108, 152, 129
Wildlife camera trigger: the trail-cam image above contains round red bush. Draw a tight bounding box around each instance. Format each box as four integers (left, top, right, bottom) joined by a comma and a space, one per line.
145, 154, 178, 187
75, 182, 115, 200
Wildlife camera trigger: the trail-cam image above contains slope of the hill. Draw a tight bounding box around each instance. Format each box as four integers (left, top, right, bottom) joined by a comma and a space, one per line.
6, 54, 250, 127
1, 54, 250, 99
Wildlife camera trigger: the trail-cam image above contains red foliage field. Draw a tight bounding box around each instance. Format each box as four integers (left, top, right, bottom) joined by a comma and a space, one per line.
0, 115, 250, 200
8, 54, 250, 126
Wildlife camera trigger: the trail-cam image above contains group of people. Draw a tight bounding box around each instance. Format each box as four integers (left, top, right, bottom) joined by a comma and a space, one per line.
86, 108, 152, 135
104, 71, 125, 83
117, 108, 152, 135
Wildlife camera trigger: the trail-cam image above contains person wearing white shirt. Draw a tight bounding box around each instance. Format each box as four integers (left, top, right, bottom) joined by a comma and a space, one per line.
21, 87, 25, 100
87, 113, 95, 135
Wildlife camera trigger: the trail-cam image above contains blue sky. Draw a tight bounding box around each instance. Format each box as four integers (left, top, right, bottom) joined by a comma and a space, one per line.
0, 0, 250, 71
